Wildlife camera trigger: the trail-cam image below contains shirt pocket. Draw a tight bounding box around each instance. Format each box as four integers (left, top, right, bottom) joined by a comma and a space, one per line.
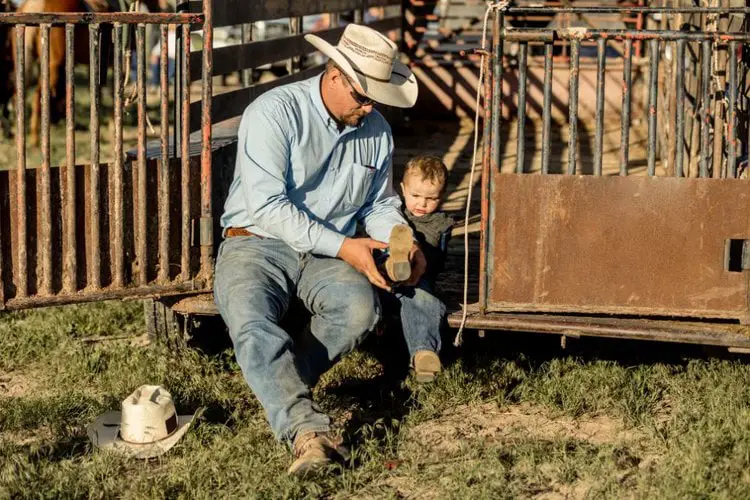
343, 163, 376, 211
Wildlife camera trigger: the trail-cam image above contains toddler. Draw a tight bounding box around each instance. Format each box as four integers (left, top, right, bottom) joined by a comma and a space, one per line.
381, 155, 454, 382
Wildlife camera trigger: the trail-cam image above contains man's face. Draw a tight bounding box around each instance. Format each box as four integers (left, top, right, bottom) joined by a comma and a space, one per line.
336, 71, 375, 127
401, 175, 443, 217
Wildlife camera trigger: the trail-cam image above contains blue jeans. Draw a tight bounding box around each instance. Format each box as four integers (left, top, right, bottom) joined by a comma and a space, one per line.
214, 236, 381, 444
380, 279, 445, 358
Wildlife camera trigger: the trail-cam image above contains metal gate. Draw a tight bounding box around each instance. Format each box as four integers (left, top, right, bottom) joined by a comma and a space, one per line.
0, 2, 215, 310
453, 5, 750, 347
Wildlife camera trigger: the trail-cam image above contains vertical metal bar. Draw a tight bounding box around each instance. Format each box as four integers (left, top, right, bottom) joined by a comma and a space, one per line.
89, 24, 101, 289
728, 41, 738, 178
700, 39, 711, 178
567, 39, 579, 175
113, 23, 124, 287
14, 25, 27, 298
541, 42, 553, 175
479, 52, 492, 315
39, 24, 52, 295
200, 0, 214, 283
594, 37, 606, 177
64, 24, 76, 293
181, 24, 191, 281
491, 12, 502, 177
137, 23, 148, 285
647, 39, 659, 177
620, 39, 633, 176
675, 39, 686, 178
515, 42, 527, 174
158, 24, 170, 283
481, 11, 500, 316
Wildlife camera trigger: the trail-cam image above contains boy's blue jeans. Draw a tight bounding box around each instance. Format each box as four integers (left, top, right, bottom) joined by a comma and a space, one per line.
214, 236, 443, 444
379, 279, 444, 357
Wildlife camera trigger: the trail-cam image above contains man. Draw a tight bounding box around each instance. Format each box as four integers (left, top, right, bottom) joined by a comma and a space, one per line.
214, 24, 432, 475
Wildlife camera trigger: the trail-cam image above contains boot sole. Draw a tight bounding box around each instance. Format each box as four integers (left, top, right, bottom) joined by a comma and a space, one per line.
413, 350, 441, 383
385, 224, 413, 282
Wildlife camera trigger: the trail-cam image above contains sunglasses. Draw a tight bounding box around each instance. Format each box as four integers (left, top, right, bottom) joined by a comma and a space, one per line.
344, 75, 374, 106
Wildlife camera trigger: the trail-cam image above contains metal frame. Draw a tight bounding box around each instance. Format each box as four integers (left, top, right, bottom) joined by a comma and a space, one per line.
0, 4, 213, 309
460, 5, 750, 346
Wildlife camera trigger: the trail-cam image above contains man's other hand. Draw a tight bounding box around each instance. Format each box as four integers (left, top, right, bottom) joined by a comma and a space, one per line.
337, 237, 391, 291
404, 244, 426, 286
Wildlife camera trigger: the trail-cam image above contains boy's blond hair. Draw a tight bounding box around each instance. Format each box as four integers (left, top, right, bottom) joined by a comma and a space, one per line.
403, 156, 448, 192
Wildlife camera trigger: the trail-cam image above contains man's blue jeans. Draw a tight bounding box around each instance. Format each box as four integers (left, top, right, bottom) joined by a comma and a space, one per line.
214, 236, 445, 444
214, 236, 381, 444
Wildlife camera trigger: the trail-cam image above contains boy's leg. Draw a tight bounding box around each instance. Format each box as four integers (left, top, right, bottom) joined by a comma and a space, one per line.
295, 255, 381, 387
214, 237, 331, 444
394, 280, 446, 380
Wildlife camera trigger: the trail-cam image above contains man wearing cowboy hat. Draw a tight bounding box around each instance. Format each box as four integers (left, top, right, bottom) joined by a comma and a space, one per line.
214, 24, 443, 475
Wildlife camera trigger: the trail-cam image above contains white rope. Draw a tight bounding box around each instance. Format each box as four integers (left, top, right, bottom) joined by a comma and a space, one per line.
453, 0, 509, 347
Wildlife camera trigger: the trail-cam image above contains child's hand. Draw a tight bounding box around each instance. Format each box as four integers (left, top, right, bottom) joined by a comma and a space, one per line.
403, 244, 427, 286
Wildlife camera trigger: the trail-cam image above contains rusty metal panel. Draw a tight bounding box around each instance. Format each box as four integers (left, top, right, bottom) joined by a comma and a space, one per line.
489, 174, 750, 320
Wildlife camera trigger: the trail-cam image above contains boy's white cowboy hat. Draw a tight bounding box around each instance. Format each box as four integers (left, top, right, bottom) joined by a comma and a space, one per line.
87, 385, 195, 459
305, 24, 418, 108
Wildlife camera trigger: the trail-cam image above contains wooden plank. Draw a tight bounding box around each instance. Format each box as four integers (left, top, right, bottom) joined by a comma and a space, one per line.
190, 0, 400, 27
190, 64, 325, 131
190, 17, 401, 81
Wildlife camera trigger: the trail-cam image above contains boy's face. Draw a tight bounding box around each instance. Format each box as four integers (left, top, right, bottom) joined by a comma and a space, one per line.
401, 174, 443, 217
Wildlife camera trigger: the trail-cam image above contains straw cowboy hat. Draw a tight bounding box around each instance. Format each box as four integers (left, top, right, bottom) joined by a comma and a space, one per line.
87, 385, 195, 459
305, 24, 418, 108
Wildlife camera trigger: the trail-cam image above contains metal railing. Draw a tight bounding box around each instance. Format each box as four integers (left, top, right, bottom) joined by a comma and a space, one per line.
478, 6, 750, 316
0, 4, 214, 309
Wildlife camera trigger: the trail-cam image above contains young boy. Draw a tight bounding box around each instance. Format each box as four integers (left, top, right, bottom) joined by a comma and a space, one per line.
381, 155, 454, 382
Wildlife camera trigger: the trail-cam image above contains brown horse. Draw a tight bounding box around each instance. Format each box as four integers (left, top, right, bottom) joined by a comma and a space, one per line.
11, 0, 171, 146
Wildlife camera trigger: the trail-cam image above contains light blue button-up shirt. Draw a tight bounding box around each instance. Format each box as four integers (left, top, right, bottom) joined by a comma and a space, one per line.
220, 73, 407, 257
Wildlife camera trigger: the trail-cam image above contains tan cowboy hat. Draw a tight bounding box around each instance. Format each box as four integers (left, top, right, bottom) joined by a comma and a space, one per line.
87, 385, 195, 459
305, 24, 418, 108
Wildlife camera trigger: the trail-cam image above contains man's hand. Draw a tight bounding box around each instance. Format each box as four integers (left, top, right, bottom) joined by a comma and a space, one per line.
337, 237, 391, 291
404, 244, 427, 286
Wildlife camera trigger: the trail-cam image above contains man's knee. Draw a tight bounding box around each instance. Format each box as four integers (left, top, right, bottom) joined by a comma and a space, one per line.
331, 282, 380, 335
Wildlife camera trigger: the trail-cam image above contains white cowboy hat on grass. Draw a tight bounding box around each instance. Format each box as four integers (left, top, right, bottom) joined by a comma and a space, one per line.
87, 385, 195, 459
304, 23, 418, 108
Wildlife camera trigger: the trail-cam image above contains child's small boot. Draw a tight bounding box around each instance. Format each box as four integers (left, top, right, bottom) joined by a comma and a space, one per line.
412, 350, 441, 383
385, 224, 413, 283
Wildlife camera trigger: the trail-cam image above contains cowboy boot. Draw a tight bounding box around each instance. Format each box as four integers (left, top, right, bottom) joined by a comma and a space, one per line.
288, 431, 350, 476
384, 224, 413, 283
412, 350, 441, 383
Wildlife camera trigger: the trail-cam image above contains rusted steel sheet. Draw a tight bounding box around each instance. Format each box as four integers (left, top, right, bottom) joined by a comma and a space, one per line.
488, 175, 750, 320
0, 13, 201, 24
446, 312, 750, 349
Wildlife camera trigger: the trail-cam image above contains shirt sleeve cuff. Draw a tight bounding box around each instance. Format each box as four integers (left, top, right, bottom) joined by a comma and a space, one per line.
314, 230, 346, 258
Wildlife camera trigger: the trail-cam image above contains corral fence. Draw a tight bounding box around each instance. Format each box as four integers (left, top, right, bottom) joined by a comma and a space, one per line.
0, 0, 402, 314
452, 5, 750, 350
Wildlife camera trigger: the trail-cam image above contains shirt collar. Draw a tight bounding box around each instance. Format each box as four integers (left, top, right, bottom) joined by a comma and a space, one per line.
309, 72, 363, 135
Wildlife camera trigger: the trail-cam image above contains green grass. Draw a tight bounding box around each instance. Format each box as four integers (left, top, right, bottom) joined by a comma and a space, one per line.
3, 301, 750, 498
